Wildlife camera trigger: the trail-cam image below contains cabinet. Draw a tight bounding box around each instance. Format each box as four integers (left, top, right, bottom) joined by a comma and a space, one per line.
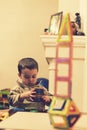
40, 35, 87, 113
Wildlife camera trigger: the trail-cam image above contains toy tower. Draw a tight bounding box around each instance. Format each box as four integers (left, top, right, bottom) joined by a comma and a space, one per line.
48, 13, 81, 129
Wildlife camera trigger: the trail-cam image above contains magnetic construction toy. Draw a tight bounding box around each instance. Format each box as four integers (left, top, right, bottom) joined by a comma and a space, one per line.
48, 13, 81, 129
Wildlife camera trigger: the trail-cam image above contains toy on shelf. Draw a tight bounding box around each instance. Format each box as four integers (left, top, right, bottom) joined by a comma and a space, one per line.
48, 13, 81, 129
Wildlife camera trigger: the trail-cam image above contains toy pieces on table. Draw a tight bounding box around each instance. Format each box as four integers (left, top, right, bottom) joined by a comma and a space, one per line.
32, 85, 48, 102
48, 97, 81, 129
0, 90, 9, 109
0, 109, 15, 122
0, 109, 9, 121
32, 88, 44, 102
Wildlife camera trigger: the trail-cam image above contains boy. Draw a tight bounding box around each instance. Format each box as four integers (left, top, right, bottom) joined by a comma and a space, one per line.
9, 57, 52, 112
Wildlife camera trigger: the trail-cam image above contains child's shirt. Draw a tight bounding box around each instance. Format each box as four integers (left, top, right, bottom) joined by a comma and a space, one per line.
8, 80, 51, 111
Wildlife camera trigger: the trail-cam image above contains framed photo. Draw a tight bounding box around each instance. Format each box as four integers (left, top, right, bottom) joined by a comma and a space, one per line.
49, 11, 63, 35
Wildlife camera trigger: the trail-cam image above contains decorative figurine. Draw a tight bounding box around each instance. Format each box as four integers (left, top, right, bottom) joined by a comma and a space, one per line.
75, 12, 81, 29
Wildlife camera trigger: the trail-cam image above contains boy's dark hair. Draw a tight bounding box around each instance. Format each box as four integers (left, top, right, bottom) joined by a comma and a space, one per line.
18, 57, 38, 74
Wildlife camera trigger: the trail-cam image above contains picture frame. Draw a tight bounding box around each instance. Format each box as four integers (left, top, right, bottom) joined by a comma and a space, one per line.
49, 11, 63, 35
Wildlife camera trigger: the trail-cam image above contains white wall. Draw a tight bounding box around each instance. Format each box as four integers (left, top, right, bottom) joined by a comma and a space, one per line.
0, 0, 58, 89
79, 0, 87, 34
58, 0, 80, 21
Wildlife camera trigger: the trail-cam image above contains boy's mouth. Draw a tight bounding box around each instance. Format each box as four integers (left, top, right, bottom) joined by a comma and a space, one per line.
28, 83, 34, 86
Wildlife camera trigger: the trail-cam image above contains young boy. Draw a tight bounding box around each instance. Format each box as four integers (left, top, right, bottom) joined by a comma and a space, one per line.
9, 57, 52, 112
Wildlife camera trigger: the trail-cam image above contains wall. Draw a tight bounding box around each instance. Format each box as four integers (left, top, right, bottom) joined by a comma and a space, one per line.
0, 0, 58, 89
79, 0, 87, 35
58, 0, 80, 21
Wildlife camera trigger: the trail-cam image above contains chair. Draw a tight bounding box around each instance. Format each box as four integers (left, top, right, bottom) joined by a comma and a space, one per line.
37, 77, 49, 90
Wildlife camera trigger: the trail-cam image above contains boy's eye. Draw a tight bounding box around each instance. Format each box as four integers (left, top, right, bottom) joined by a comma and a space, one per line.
24, 75, 30, 79
23, 75, 36, 79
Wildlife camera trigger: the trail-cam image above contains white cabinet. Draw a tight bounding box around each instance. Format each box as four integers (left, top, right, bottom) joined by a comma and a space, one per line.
40, 35, 87, 113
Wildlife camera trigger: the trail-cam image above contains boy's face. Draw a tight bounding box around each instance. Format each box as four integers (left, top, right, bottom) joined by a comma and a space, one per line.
18, 68, 38, 86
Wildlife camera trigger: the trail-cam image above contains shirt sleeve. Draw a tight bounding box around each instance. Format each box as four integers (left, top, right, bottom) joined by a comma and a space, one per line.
8, 85, 24, 107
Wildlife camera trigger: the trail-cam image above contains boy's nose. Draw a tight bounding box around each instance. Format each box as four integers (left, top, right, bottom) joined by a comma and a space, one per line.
29, 77, 33, 82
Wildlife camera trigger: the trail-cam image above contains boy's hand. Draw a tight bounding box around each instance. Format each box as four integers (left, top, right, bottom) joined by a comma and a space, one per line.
42, 95, 51, 103
20, 88, 36, 101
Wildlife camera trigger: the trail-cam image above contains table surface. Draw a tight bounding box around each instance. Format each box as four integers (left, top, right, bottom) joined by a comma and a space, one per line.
0, 112, 87, 130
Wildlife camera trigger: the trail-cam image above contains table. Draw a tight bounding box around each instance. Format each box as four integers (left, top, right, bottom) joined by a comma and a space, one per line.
0, 112, 87, 130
